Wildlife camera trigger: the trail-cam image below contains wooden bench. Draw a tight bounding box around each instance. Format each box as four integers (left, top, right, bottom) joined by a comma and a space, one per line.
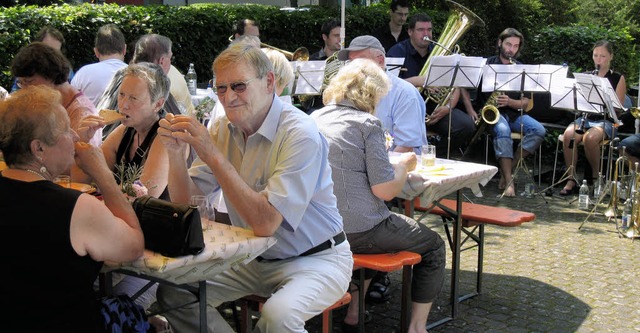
414, 198, 535, 301
351, 251, 422, 333
237, 291, 352, 333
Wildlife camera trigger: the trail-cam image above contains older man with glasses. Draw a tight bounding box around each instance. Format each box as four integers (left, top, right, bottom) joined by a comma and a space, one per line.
155, 42, 353, 333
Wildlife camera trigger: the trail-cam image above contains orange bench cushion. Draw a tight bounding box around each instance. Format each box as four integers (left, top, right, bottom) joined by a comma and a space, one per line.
352, 251, 421, 272
429, 198, 536, 227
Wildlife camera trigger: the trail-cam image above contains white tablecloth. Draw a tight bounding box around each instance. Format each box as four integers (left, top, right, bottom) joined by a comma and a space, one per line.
397, 158, 498, 204
105, 221, 277, 285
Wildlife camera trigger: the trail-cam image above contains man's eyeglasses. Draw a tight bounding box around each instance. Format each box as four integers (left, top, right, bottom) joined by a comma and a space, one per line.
213, 78, 257, 95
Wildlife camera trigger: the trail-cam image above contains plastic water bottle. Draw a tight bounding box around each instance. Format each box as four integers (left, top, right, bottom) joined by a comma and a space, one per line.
593, 173, 604, 199
186, 63, 197, 95
621, 198, 633, 230
578, 180, 589, 210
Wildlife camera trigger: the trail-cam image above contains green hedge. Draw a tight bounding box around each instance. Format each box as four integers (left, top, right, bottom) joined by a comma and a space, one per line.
0, 3, 636, 89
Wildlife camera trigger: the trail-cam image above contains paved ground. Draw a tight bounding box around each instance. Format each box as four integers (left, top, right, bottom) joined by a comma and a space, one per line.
303, 159, 640, 333
221, 156, 640, 333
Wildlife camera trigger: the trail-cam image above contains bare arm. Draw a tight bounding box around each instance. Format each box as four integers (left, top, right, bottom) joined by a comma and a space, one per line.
371, 152, 416, 201
70, 142, 144, 263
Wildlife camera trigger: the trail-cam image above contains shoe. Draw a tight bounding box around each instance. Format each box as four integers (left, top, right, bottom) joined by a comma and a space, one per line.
559, 179, 579, 196
366, 273, 391, 303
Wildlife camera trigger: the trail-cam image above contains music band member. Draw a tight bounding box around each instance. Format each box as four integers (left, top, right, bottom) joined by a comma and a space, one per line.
559, 40, 627, 195
388, 13, 475, 158
309, 18, 341, 61
372, 0, 410, 52
482, 27, 545, 197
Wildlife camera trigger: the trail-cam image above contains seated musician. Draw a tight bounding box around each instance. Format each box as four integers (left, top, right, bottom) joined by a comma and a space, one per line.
311, 58, 445, 333
388, 13, 475, 158
620, 134, 640, 165
478, 28, 545, 197
560, 40, 627, 195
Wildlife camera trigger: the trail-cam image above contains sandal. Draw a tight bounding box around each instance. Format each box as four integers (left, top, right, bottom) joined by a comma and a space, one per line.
559, 179, 579, 196
366, 273, 391, 303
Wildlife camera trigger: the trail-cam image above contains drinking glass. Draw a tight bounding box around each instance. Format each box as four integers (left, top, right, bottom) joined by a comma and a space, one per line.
190, 195, 215, 222
421, 145, 436, 167
54, 175, 71, 188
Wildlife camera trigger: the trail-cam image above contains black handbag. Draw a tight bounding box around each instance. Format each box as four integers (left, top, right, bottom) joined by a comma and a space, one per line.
132, 195, 205, 258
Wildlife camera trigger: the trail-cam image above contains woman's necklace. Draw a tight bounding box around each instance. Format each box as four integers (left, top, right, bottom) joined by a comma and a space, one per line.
17, 168, 47, 180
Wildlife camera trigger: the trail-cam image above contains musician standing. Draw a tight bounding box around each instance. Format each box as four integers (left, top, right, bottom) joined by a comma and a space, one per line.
309, 18, 341, 61
373, 0, 410, 52
388, 13, 475, 158
482, 28, 545, 197
559, 40, 627, 195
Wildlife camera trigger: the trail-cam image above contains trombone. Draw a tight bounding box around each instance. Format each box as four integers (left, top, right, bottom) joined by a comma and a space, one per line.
228, 34, 309, 61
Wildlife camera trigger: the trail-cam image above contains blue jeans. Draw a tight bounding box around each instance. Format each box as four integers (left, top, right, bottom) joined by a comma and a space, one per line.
492, 113, 545, 159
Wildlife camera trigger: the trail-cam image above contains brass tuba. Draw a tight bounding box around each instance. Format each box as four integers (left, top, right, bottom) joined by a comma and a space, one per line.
418, 0, 485, 106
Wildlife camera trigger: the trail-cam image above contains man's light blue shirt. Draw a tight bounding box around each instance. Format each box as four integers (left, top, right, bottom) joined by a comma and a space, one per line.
375, 72, 428, 153
189, 96, 343, 259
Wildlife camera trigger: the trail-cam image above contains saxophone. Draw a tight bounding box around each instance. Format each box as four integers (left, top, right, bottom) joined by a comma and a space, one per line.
464, 91, 500, 151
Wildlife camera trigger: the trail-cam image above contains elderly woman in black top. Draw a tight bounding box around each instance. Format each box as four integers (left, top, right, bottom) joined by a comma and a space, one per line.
0, 85, 145, 332
312, 58, 445, 333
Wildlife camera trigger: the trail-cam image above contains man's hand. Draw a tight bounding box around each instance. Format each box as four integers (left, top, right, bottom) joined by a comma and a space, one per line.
158, 113, 216, 161
426, 105, 451, 125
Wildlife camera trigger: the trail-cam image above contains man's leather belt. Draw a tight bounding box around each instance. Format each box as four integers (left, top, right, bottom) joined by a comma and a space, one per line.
257, 231, 346, 262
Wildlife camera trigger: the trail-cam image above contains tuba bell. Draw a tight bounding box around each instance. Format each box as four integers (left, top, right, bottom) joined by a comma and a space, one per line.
418, 0, 484, 103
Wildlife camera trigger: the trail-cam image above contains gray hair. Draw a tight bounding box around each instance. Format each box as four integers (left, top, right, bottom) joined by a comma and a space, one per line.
121, 62, 171, 104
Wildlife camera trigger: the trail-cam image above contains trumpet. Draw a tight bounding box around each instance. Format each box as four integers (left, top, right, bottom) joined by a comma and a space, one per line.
260, 42, 310, 61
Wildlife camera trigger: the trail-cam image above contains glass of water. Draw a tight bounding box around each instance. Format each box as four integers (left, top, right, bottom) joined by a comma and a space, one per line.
190, 195, 215, 222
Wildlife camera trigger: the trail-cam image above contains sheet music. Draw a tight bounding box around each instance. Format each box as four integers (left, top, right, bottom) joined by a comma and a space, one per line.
424, 54, 486, 88
482, 64, 568, 93
550, 77, 601, 113
386, 57, 404, 77
573, 73, 624, 109
290, 60, 326, 95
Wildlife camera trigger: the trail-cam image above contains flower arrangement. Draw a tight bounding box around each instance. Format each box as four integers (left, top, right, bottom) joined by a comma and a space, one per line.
194, 96, 216, 124
114, 162, 148, 201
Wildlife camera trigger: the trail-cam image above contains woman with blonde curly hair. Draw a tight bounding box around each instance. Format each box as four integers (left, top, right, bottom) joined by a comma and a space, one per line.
312, 58, 445, 333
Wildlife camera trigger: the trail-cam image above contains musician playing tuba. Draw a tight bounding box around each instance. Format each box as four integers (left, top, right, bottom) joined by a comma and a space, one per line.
388, 13, 476, 158
478, 28, 546, 197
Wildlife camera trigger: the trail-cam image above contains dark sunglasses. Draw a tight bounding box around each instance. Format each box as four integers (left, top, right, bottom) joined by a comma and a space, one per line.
213, 78, 257, 95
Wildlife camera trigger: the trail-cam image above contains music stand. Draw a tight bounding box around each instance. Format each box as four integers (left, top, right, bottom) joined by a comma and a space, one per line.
386, 57, 405, 77
537, 77, 601, 197
290, 60, 326, 97
482, 63, 568, 199
571, 73, 626, 230
424, 54, 487, 159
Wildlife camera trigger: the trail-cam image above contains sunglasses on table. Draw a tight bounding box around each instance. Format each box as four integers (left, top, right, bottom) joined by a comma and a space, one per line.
213, 78, 258, 95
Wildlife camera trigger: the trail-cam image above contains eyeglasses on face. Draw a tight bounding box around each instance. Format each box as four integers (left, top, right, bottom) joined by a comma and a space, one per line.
213, 78, 257, 95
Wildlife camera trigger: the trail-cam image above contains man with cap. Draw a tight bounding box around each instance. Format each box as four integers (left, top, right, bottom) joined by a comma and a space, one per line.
334, 36, 444, 333
337, 35, 428, 304
337, 35, 427, 154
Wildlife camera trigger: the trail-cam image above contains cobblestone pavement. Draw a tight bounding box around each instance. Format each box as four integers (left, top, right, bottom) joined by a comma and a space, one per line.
221, 161, 640, 333
300, 166, 640, 333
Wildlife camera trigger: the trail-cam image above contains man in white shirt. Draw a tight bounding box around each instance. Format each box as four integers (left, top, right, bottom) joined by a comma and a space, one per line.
71, 24, 127, 106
